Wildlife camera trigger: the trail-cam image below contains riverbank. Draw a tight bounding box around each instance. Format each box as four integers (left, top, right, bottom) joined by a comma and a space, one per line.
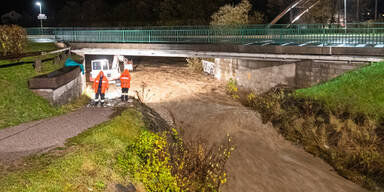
243, 61, 384, 191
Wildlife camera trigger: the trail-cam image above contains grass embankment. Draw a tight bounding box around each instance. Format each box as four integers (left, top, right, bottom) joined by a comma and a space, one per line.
0, 109, 144, 192
296, 62, 384, 118
23, 42, 58, 53
0, 104, 233, 192
0, 42, 86, 129
240, 62, 384, 191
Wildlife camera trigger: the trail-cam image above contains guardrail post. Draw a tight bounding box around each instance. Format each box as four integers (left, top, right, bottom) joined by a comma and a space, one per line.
149, 30, 151, 43
322, 27, 325, 46
208, 29, 210, 43
176, 30, 179, 43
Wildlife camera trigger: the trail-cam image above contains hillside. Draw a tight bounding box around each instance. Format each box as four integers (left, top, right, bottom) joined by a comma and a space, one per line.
0, 42, 81, 129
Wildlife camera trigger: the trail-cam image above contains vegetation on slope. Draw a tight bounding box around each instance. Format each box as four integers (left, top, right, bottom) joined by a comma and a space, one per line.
0, 109, 144, 192
230, 62, 384, 191
0, 42, 84, 129
296, 62, 384, 118
0, 104, 234, 192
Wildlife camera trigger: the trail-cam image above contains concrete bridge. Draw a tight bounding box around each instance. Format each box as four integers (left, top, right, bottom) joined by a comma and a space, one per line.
27, 24, 384, 92
28, 24, 384, 62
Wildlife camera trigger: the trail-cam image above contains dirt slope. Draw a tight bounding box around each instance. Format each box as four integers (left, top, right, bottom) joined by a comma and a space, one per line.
129, 57, 365, 192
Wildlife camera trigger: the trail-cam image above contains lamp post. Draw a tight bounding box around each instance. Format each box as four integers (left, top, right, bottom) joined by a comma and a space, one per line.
36, 2, 42, 33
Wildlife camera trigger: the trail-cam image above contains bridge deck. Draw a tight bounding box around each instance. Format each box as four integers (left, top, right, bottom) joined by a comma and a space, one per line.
27, 23, 384, 48
70, 43, 383, 63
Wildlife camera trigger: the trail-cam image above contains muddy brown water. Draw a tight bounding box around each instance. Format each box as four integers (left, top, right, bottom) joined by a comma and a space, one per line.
129, 57, 365, 192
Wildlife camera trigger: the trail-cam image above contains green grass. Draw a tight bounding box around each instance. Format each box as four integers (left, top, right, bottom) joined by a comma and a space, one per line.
0, 109, 145, 192
0, 42, 83, 129
0, 42, 57, 55
295, 62, 384, 117
23, 42, 58, 53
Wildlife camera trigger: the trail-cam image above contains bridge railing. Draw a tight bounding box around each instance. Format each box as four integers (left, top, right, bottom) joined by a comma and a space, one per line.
26, 23, 384, 46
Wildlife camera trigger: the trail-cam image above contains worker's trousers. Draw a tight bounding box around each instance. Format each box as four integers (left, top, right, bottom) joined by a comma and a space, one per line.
95, 92, 105, 105
121, 88, 129, 101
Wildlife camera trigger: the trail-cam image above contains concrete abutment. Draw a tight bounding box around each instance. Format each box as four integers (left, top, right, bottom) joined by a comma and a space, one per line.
213, 58, 367, 92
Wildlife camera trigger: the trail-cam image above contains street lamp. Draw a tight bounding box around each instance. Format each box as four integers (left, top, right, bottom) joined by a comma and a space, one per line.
36, 2, 42, 33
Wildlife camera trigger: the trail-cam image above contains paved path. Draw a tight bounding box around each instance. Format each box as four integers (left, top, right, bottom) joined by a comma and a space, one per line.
0, 107, 114, 161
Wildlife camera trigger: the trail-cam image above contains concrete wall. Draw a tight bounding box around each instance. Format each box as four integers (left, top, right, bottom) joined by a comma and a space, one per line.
32, 73, 84, 106
295, 60, 366, 87
215, 58, 296, 93
214, 58, 367, 92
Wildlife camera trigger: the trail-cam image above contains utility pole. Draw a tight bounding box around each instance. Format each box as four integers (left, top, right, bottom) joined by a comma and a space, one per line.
356, 0, 359, 22
375, 0, 378, 21
344, 0, 347, 28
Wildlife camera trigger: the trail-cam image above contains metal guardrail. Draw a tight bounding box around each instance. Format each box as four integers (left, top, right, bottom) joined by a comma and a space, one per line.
26, 23, 384, 46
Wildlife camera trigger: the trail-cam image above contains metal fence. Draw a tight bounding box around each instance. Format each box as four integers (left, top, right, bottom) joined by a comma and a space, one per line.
26, 23, 384, 46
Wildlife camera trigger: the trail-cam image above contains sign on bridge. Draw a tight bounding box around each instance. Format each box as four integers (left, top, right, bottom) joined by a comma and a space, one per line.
202, 60, 215, 76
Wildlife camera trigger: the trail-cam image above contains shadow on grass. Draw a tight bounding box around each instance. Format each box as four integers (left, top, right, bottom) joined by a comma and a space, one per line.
0, 58, 54, 69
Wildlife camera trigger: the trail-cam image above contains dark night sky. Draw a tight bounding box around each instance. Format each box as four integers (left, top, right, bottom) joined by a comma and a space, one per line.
0, 0, 123, 15
3, 0, 383, 13
1, 0, 384, 23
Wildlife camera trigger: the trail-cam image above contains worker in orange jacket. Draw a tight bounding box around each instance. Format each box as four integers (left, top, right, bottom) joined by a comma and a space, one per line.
120, 69, 131, 101
92, 71, 109, 106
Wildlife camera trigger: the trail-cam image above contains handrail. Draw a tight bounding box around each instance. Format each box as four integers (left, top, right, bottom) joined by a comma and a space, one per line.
26, 23, 384, 46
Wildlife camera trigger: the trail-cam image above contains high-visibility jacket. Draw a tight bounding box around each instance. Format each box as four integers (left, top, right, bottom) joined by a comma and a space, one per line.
93, 71, 109, 93
120, 69, 131, 88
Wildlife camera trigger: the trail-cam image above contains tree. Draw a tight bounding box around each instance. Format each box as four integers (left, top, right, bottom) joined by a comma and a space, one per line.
210, 0, 252, 26
301, 0, 334, 23
249, 11, 265, 24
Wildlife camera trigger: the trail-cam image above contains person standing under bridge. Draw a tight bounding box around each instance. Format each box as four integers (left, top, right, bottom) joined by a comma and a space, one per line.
120, 69, 131, 101
93, 71, 109, 106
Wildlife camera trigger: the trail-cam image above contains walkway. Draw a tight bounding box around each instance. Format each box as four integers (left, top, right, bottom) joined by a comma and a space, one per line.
0, 107, 114, 161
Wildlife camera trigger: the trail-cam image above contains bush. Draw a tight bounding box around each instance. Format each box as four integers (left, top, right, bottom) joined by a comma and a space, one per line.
226, 78, 240, 99
186, 57, 203, 72
170, 130, 234, 191
118, 129, 235, 191
0, 25, 27, 56
117, 131, 179, 192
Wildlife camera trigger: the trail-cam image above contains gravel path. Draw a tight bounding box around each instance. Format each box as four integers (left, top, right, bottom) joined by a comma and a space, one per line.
0, 107, 114, 161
